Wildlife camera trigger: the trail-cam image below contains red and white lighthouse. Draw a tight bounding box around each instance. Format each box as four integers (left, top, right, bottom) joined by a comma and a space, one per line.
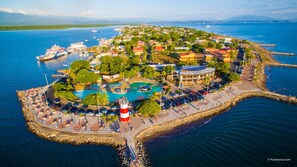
119, 97, 129, 122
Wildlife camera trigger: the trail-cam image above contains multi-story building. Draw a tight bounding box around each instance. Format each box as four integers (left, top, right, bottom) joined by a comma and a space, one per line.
172, 65, 215, 87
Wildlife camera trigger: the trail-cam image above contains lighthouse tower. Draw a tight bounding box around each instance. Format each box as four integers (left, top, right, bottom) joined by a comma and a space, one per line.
119, 97, 129, 122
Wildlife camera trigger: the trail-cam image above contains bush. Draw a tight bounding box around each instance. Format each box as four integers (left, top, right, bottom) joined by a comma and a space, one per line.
138, 100, 161, 117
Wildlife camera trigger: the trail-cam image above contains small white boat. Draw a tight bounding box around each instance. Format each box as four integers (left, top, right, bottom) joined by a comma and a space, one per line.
91, 30, 97, 33
85, 39, 88, 42
206, 25, 211, 28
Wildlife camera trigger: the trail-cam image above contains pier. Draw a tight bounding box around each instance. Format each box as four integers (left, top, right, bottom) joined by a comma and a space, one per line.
271, 52, 295, 56
268, 63, 297, 68
259, 44, 276, 47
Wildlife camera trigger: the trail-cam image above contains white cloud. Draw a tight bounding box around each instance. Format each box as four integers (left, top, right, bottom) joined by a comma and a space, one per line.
0, 7, 27, 14
0, 7, 54, 16
80, 10, 96, 17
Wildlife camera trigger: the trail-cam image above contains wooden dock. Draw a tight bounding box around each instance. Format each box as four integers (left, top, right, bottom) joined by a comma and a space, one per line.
271, 52, 295, 56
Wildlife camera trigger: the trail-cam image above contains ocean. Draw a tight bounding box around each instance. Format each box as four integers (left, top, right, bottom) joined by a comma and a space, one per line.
0, 23, 296, 166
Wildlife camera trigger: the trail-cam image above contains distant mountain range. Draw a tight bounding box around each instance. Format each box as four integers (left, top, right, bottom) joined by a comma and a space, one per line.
225, 15, 277, 21
0, 11, 295, 26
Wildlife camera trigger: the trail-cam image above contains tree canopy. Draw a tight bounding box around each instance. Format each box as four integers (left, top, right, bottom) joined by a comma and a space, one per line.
53, 82, 73, 91
142, 66, 157, 79
71, 60, 90, 73
83, 92, 109, 106
228, 72, 240, 82
100, 56, 129, 74
137, 100, 160, 116
163, 65, 175, 75
76, 69, 98, 84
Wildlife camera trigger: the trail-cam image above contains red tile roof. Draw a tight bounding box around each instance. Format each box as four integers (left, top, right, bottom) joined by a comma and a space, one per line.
155, 46, 164, 51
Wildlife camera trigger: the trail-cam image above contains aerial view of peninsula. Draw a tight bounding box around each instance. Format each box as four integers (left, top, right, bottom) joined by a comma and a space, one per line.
0, 0, 297, 166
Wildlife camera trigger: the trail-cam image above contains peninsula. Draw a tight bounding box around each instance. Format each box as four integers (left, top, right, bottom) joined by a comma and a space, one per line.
17, 25, 297, 166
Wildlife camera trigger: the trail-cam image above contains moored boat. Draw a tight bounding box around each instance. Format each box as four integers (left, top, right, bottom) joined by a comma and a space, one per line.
36, 45, 68, 61
66, 42, 87, 53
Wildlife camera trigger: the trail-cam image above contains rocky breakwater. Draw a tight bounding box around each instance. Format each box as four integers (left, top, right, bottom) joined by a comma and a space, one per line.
133, 91, 297, 163
16, 90, 129, 166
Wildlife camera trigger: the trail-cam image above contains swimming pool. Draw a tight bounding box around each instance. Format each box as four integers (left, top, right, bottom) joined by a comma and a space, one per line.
74, 82, 162, 102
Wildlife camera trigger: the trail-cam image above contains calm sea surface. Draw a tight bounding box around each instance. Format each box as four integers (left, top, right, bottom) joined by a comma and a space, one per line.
0, 23, 296, 166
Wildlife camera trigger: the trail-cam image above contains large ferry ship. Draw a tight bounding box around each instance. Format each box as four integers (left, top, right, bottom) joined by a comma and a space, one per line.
66, 42, 87, 53
36, 45, 68, 61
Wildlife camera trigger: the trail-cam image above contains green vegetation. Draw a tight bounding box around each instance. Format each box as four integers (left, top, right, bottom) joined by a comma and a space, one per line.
137, 100, 161, 117
83, 92, 109, 106
0, 24, 117, 31
141, 66, 158, 79
100, 56, 130, 75
53, 82, 73, 91
71, 60, 90, 73
163, 65, 175, 76
227, 72, 240, 82
76, 69, 98, 85
54, 91, 78, 101
53, 82, 77, 101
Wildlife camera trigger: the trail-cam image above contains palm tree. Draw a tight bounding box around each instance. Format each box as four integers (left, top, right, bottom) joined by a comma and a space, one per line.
202, 76, 211, 92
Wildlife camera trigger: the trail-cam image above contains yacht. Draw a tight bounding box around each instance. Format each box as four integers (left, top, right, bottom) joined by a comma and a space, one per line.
36, 45, 67, 61
66, 42, 87, 53
91, 30, 97, 33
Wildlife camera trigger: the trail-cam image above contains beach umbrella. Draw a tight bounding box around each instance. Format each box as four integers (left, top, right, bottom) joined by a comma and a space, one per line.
101, 108, 108, 114
73, 102, 79, 107
54, 98, 60, 104
78, 108, 85, 114
70, 107, 78, 113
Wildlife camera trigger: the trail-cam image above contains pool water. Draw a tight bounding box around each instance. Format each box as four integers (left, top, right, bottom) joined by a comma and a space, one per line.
74, 82, 162, 102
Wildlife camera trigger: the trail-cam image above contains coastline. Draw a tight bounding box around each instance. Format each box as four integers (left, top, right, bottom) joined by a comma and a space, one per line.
15, 28, 297, 166
134, 91, 297, 144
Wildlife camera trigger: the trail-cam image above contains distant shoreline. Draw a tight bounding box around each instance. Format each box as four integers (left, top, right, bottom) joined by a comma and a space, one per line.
0, 24, 123, 31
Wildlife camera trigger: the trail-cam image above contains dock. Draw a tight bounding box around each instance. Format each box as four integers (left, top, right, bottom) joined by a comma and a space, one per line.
51, 74, 64, 78
259, 44, 276, 47
271, 52, 295, 56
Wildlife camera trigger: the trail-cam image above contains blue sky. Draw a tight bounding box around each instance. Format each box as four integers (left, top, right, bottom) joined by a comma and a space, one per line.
0, 0, 296, 20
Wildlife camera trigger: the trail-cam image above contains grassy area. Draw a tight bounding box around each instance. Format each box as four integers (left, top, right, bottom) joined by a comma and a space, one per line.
0, 24, 121, 31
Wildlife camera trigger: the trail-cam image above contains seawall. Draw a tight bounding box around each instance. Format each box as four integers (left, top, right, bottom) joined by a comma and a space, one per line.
134, 91, 297, 143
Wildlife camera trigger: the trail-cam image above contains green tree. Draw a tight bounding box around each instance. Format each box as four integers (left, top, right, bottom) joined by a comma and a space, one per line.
164, 65, 175, 75
130, 55, 140, 64
71, 60, 90, 73
228, 72, 240, 82
83, 92, 109, 105
142, 66, 156, 79
76, 69, 98, 84
54, 91, 78, 101
53, 82, 73, 91
202, 76, 211, 92
137, 100, 161, 117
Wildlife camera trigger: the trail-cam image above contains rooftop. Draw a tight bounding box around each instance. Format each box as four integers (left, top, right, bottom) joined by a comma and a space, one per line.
179, 65, 215, 75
